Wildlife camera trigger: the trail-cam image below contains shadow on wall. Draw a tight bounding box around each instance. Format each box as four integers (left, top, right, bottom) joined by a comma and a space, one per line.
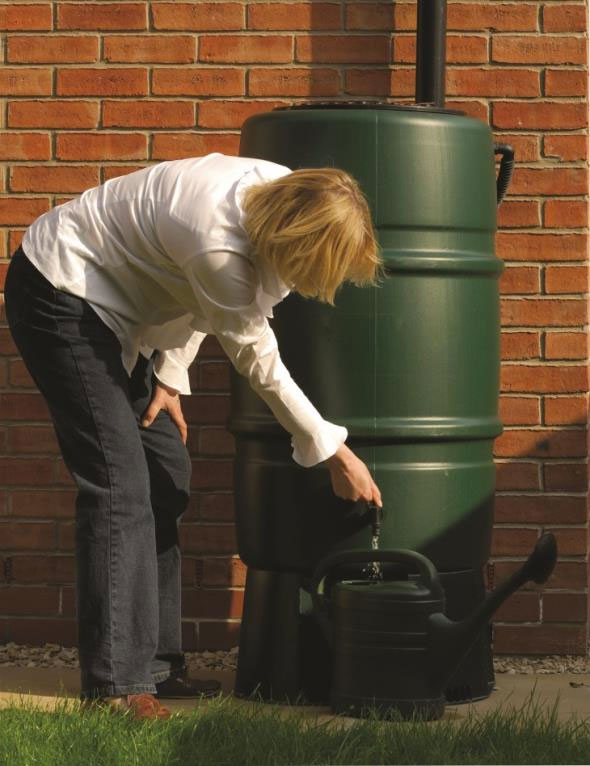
491, 411, 589, 655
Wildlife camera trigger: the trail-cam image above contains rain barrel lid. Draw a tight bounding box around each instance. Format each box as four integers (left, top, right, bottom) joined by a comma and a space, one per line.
275, 100, 463, 115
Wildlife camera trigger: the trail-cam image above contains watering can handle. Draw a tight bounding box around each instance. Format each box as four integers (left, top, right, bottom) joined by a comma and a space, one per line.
494, 143, 514, 205
310, 549, 440, 645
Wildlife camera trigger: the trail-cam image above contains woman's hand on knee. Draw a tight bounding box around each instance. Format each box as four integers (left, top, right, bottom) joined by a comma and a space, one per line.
324, 443, 382, 508
141, 382, 188, 444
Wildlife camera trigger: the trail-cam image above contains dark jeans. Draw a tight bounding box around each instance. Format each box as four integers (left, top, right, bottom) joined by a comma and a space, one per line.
4, 247, 192, 700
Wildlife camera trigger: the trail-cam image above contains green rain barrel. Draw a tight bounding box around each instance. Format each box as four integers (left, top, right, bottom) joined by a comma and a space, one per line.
231, 102, 508, 704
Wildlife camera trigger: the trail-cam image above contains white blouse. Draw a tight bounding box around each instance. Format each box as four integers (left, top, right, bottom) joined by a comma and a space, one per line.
21, 152, 348, 467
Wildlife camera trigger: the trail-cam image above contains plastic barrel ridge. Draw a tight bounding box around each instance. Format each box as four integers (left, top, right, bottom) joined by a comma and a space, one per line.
231, 104, 502, 573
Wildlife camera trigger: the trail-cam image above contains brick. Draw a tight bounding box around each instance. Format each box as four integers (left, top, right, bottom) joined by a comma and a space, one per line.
152, 67, 244, 97
0, 5, 52, 30
544, 200, 587, 229
61, 587, 75, 616
494, 429, 587, 458
543, 135, 587, 162
57, 3, 147, 30
499, 396, 540, 425
57, 519, 75, 548
103, 100, 194, 129
10, 165, 99, 193
0, 585, 59, 614
447, 68, 539, 98
200, 35, 292, 64
198, 99, 287, 129
199, 428, 235, 457
183, 587, 244, 619
493, 102, 587, 131
543, 593, 587, 623
0, 68, 52, 96
502, 364, 587, 393
249, 67, 340, 97
7, 35, 98, 63
198, 361, 230, 391
499, 266, 539, 294
497, 233, 587, 262
544, 462, 589, 492
56, 133, 147, 161
495, 592, 540, 623
104, 35, 195, 63
548, 529, 588, 557
545, 69, 587, 98
299, 34, 390, 63
493, 134, 539, 163
492, 526, 539, 556
497, 201, 540, 229
199, 493, 235, 522
201, 557, 246, 587
0, 617, 77, 645
494, 495, 586, 524
501, 298, 587, 327
495, 461, 540, 491
493, 35, 586, 65
545, 266, 587, 295
544, 396, 588, 425
394, 35, 488, 64
501, 332, 540, 360
493, 625, 585, 654
11, 555, 75, 582
514, 167, 589, 196
250, 3, 340, 30
57, 68, 148, 97
180, 523, 237, 555
543, 5, 587, 33
0, 458, 54, 485
0, 393, 50, 421
0, 328, 19, 355
11, 489, 76, 518
8, 230, 25, 253
198, 621, 240, 651
8, 100, 99, 129
394, 3, 538, 31
447, 99, 488, 121
0, 132, 50, 161
347, 69, 393, 97
545, 332, 587, 361
389, 69, 415, 98
153, 3, 244, 31
1, 521, 56, 550
7, 425, 60, 454
190, 460, 233, 490
102, 165, 146, 182
151, 132, 239, 161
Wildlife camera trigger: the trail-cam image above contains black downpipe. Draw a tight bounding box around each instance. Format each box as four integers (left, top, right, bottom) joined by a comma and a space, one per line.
415, 0, 447, 108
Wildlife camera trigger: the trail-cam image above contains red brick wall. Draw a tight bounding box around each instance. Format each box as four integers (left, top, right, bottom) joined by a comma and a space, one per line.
0, 1, 588, 654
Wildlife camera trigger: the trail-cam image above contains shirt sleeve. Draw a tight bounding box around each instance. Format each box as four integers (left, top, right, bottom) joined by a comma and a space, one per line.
152, 331, 207, 395
183, 250, 348, 467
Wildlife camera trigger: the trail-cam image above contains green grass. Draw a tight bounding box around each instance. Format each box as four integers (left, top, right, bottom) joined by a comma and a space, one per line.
0, 691, 589, 765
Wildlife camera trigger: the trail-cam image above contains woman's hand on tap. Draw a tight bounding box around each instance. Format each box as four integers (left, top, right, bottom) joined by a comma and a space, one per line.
324, 443, 382, 508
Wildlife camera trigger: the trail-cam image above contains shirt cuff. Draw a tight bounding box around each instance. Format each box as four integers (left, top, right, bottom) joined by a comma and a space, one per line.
153, 351, 191, 395
291, 422, 348, 468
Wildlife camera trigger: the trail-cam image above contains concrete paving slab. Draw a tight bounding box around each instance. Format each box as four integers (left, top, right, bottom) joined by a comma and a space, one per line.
1, 666, 589, 724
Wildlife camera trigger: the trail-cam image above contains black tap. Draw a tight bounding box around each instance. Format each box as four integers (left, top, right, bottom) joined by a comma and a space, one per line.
368, 502, 382, 540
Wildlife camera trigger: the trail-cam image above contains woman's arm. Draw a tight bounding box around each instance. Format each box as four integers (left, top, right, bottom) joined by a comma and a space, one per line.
182, 251, 382, 505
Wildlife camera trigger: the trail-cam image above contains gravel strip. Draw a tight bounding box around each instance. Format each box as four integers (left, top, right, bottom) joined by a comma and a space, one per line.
1, 643, 589, 675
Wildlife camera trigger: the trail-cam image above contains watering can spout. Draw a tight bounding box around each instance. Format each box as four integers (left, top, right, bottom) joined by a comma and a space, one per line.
428, 534, 558, 690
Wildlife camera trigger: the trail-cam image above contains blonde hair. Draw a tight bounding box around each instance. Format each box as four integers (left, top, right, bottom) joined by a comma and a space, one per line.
241, 167, 383, 305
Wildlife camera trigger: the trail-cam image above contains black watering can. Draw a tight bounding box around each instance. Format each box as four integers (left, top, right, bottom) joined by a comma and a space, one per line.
310, 532, 558, 720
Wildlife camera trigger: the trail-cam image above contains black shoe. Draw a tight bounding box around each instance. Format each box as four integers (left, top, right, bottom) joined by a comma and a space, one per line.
155, 674, 221, 699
